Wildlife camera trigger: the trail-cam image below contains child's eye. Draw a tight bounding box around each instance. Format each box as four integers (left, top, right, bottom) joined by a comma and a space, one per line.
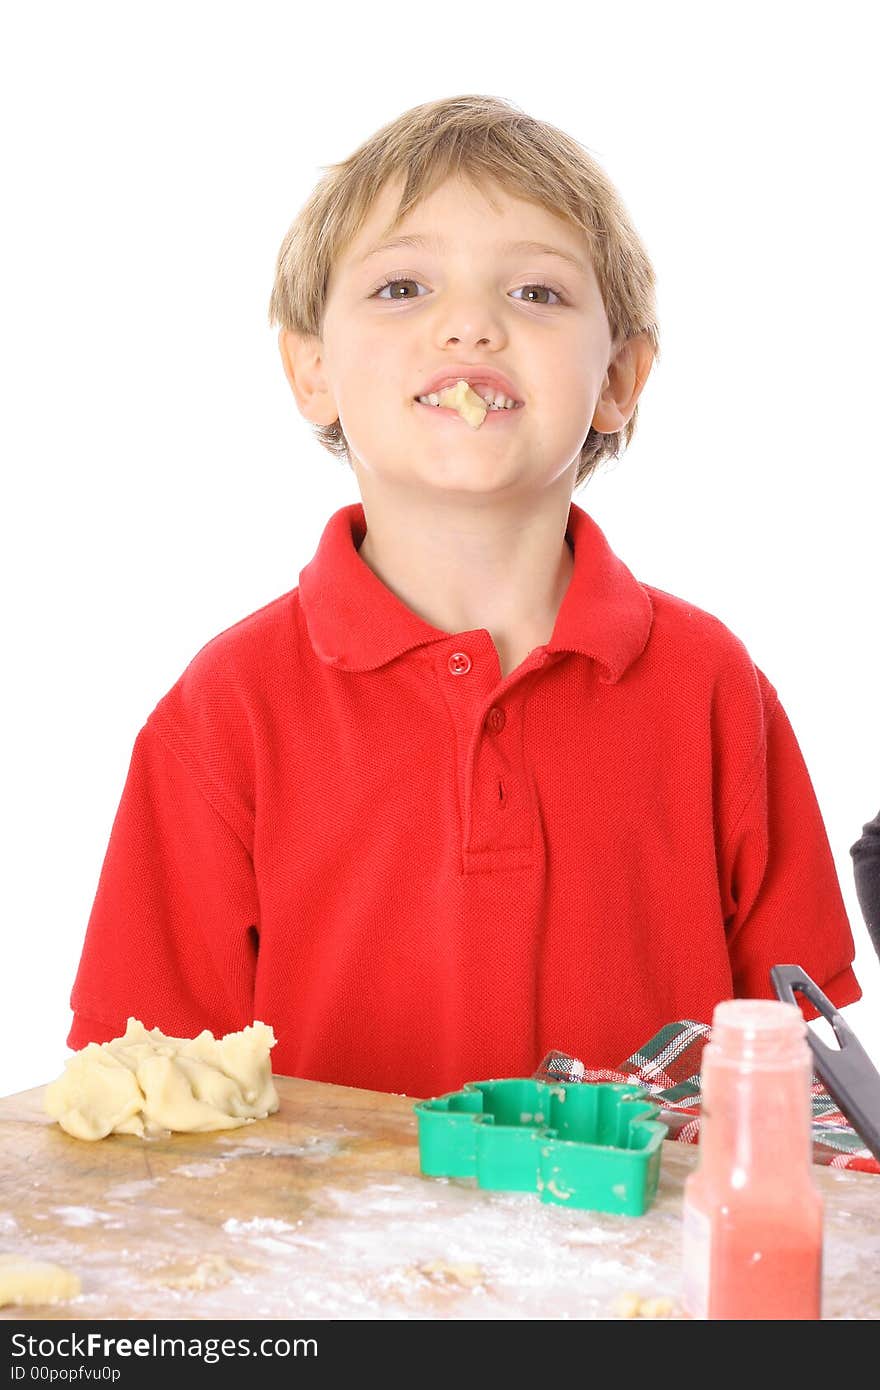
510, 282, 565, 306
374, 277, 427, 300
372, 277, 566, 305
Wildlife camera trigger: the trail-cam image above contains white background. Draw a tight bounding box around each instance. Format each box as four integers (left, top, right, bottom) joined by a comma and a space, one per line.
2, 1, 878, 1097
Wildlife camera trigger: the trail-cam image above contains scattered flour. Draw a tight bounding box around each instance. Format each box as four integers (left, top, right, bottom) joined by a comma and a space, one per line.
564, 1225, 635, 1247
222, 1217, 297, 1236
202, 1176, 672, 1319
323, 1187, 441, 1216
217, 1136, 340, 1161
105, 1179, 163, 1200
51, 1207, 116, 1227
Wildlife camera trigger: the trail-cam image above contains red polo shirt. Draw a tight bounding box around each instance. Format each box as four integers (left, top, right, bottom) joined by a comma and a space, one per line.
67, 501, 860, 1096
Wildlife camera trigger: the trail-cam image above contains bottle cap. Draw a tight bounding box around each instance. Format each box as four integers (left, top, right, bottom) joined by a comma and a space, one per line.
710, 998, 808, 1065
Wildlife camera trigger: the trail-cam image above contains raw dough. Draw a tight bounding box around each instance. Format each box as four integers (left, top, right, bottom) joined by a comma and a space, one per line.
436, 379, 489, 428
0, 1255, 81, 1307
419, 1260, 485, 1289
399, 1260, 486, 1296
148, 1254, 238, 1290
612, 1290, 677, 1319
44, 1018, 279, 1140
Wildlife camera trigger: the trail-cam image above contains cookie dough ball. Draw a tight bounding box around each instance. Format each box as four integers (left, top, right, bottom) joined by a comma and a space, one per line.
0, 1255, 81, 1307
44, 1018, 279, 1140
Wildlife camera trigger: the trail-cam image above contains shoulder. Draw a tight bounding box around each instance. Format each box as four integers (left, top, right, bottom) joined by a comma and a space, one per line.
191, 584, 301, 669
643, 582, 750, 662
640, 582, 779, 723
639, 581, 772, 695
637, 586, 795, 822
142, 586, 304, 811
155, 586, 301, 715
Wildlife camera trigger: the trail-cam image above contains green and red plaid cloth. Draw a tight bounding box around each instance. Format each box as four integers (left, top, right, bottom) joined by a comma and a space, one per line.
534, 1020, 880, 1174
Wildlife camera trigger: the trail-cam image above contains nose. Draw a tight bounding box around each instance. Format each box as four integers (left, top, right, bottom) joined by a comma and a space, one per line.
430, 281, 507, 351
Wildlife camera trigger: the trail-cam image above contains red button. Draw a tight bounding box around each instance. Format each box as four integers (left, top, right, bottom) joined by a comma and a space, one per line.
448, 651, 472, 675
487, 706, 506, 732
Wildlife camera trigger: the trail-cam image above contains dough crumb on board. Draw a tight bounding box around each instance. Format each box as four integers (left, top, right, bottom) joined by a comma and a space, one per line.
612, 1290, 679, 1319
147, 1254, 242, 1290
0, 1255, 81, 1308
44, 1018, 279, 1141
418, 1259, 485, 1288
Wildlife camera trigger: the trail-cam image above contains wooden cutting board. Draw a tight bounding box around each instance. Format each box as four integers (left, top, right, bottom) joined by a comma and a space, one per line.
2, 1075, 879, 1320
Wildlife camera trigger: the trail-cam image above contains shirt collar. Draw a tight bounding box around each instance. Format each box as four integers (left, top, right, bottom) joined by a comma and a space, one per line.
298, 500, 653, 683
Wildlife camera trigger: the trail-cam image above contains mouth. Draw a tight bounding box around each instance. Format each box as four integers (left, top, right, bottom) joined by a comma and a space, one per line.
414, 383, 524, 413
411, 376, 525, 430
413, 397, 523, 423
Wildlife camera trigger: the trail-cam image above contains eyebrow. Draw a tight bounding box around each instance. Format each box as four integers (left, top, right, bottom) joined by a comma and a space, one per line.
358, 233, 589, 277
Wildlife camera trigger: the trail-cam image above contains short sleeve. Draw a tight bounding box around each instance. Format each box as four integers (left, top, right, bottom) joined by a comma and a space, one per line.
67, 717, 261, 1049
719, 683, 861, 1019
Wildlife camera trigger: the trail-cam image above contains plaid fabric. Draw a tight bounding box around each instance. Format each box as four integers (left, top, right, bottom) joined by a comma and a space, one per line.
534, 1020, 880, 1174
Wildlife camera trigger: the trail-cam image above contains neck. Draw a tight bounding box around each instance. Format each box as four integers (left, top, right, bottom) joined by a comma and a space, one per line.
354, 479, 577, 679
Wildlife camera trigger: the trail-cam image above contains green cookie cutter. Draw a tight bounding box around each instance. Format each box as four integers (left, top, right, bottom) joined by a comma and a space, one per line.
414, 1077, 667, 1216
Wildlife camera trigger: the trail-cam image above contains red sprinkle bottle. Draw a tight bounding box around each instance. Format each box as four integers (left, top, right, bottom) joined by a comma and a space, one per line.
682, 999, 823, 1319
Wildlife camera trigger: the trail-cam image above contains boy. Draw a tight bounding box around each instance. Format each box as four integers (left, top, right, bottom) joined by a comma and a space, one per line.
67, 94, 860, 1098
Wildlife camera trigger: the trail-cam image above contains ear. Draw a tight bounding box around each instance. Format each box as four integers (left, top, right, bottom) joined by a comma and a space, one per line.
277, 328, 339, 425
592, 333, 655, 434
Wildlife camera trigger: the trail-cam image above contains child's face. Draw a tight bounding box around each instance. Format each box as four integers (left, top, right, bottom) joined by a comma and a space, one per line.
283, 174, 644, 499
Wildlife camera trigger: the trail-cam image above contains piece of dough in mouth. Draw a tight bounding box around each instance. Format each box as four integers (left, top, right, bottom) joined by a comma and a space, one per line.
44, 1018, 279, 1141
0, 1255, 81, 1307
435, 380, 489, 428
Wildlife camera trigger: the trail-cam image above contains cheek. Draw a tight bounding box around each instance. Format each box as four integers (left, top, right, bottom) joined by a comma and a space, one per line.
533, 337, 601, 402
339, 328, 400, 394
537, 380, 597, 429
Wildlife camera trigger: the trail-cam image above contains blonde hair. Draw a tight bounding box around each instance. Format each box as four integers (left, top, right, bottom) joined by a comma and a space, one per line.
268, 94, 659, 489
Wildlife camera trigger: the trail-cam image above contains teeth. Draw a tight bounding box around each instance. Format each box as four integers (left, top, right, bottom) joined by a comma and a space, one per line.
417, 387, 519, 410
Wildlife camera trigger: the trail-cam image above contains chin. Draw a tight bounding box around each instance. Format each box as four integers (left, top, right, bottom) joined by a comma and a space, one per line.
416, 461, 530, 496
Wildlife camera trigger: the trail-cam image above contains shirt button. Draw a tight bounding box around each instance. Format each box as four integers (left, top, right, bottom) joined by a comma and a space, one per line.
448, 651, 472, 675
487, 706, 506, 732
